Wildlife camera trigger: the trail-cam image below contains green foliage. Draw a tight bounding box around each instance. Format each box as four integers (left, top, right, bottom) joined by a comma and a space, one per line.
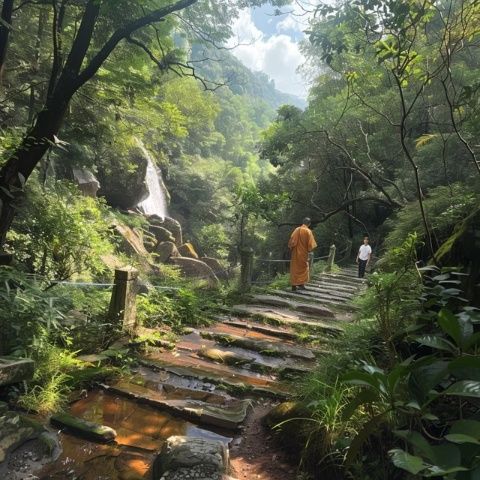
137, 284, 225, 331
7, 179, 114, 282
0, 267, 64, 356
385, 185, 480, 250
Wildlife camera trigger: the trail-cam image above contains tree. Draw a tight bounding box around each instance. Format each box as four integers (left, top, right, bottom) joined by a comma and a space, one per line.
0, 0, 287, 247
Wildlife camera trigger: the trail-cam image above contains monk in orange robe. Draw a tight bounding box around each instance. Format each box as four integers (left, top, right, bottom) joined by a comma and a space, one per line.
288, 218, 317, 291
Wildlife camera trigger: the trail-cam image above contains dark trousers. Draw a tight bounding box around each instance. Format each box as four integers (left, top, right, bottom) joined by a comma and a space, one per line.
358, 259, 368, 278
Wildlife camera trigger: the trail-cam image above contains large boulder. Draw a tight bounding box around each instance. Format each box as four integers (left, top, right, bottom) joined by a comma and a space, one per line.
149, 215, 183, 246
155, 241, 180, 263
150, 226, 176, 245
178, 243, 199, 259
0, 357, 34, 386
152, 436, 228, 480
113, 223, 149, 257
169, 257, 219, 287
200, 257, 229, 281
98, 145, 149, 209
72, 168, 101, 197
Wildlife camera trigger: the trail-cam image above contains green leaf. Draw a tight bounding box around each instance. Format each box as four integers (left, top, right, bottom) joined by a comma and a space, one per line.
444, 381, 480, 398
448, 357, 480, 381
449, 420, 480, 442
342, 370, 381, 391
394, 430, 435, 461
389, 449, 426, 474
445, 434, 480, 445
438, 309, 462, 346
414, 334, 457, 353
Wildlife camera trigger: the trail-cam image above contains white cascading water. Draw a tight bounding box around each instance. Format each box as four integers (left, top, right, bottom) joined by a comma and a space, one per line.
137, 143, 169, 218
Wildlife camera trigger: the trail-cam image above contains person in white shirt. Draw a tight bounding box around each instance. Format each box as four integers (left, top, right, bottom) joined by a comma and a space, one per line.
356, 236, 372, 278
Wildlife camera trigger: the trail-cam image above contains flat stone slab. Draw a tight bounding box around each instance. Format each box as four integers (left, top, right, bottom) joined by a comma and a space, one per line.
221, 319, 300, 341
0, 357, 34, 386
200, 331, 316, 361
0, 410, 46, 464
273, 289, 349, 307
232, 305, 344, 335
139, 358, 290, 399
153, 435, 228, 480
50, 412, 116, 443
315, 274, 365, 285
308, 280, 358, 293
250, 294, 335, 318
100, 382, 250, 431
303, 285, 355, 299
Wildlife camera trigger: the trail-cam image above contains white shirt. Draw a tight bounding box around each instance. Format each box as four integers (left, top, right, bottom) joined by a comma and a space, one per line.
358, 244, 372, 261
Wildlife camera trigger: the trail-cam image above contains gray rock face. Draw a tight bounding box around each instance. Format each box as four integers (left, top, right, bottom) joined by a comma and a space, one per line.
153, 436, 228, 480
155, 241, 180, 263
149, 215, 183, 246
0, 357, 34, 386
72, 168, 100, 197
200, 257, 229, 281
98, 145, 149, 209
150, 225, 176, 244
169, 257, 219, 287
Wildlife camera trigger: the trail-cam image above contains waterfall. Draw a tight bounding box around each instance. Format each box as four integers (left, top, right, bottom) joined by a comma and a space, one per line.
137, 143, 169, 218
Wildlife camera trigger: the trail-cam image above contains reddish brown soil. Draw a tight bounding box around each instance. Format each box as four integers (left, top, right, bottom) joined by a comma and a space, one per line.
230, 404, 297, 480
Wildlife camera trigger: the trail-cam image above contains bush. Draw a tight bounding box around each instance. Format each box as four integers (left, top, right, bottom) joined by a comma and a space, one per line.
6, 178, 114, 282
384, 184, 479, 251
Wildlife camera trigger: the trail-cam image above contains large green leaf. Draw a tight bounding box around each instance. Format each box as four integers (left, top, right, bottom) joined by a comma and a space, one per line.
449, 357, 480, 382
446, 434, 480, 445
438, 309, 462, 346
342, 370, 381, 391
414, 334, 457, 353
409, 359, 449, 404
448, 420, 480, 443
390, 449, 426, 474
394, 430, 435, 461
444, 381, 480, 398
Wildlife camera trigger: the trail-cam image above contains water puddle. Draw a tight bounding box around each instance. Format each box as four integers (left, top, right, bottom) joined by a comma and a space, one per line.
37, 390, 230, 479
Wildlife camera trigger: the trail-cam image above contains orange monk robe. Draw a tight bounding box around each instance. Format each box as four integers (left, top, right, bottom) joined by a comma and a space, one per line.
288, 224, 317, 286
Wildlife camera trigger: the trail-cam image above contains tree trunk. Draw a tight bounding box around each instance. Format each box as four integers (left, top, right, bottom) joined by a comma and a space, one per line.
0, 0, 14, 80
0, 100, 69, 245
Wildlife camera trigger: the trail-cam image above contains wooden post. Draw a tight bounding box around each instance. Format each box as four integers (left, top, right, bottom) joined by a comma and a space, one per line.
239, 247, 254, 292
324, 244, 336, 273
108, 266, 139, 333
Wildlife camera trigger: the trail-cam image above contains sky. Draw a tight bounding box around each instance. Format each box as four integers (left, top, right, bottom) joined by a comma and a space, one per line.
229, 4, 312, 98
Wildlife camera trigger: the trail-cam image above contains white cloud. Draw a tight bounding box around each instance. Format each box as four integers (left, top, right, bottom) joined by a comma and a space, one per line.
229, 9, 308, 98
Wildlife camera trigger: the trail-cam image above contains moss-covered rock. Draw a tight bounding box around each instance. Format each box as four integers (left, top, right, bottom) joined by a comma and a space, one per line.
50, 412, 116, 443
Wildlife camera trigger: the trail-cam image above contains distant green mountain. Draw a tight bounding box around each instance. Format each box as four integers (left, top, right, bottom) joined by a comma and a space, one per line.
190, 44, 306, 111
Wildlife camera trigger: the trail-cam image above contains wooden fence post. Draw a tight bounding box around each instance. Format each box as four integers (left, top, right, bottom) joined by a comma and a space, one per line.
324, 244, 336, 273
108, 266, 139, 333
239, 247, 254, 293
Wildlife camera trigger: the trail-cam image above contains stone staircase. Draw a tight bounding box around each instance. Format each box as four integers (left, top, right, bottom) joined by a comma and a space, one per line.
38, 267, 364, 480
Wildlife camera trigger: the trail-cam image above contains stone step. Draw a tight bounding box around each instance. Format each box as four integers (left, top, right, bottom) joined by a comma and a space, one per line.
231, 305, 344, 335
283, 288, 351, 304
271, 290, 354, 309
196, 345, 314, 379
199, 331, 318, 361
99, 382, 250, 431
250, 294, 335, 318
314, 274, 365, 286
302, 285, 355, 300
140, 355, 290, 399
214, 318, 302, 342
308, 280, 359, 293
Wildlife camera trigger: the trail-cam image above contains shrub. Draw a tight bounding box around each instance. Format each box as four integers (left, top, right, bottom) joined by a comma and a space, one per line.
6, 178, 114, 282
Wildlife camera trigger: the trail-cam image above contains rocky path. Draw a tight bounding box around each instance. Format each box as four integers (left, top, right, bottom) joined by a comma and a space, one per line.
26, 267, 364, 480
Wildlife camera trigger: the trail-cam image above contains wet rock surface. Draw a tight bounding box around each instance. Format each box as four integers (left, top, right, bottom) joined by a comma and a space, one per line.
153, 435, 228, 479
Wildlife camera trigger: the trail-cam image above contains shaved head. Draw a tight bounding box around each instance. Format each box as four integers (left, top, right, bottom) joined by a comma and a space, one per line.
303, 217, 311, 226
